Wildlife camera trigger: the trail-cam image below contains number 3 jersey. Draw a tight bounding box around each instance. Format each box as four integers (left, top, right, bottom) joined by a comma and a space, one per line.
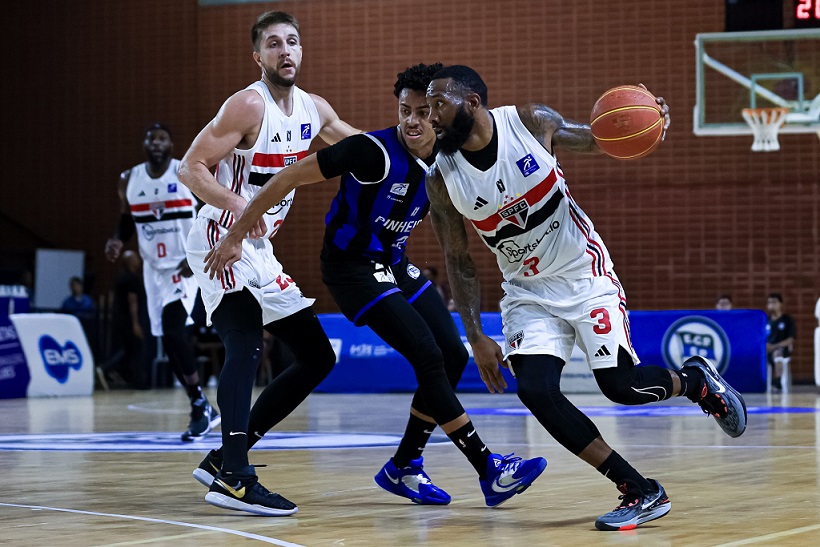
126, 158, 196, 270
435, 105, 613, 282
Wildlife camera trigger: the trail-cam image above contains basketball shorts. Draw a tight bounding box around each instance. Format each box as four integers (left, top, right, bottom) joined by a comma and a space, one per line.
142, 261, 197, 337
321, 254, 431, 325
500, 272, 639, 370
186, 217, 314, 327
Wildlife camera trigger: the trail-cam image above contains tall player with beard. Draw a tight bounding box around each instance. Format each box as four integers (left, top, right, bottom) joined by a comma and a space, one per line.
424, 65, 747, 531
179, 12, 358, 516
105, 124, 220, 442
201, 63, 547, 509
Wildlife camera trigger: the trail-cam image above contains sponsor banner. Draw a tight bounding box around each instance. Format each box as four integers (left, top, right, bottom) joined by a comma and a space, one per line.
0, 288, 30, 399
9, 313, 94, 397
317, 309, 768, 394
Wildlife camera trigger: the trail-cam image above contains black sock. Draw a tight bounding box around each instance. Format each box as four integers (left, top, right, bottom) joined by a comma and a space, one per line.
596, 451, 653, 494
447, 421, 491, 479
185, 383, 204, 404
393, 414, 435, 468
676, 368, 705, 402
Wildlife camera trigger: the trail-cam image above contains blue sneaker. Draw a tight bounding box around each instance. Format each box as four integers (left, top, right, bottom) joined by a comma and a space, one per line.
374, 457, 451, 505
480, 453, 547, 507
595, 479, 671, 531
682, 355, 747, 438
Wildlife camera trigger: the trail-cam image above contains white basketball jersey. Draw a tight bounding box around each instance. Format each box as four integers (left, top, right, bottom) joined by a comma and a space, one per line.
126, 158, 196, 269
198, 81, 322, 239
436, 105, 613, 281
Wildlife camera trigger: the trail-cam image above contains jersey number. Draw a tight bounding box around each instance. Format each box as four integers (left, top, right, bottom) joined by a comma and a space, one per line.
523, 256, 540, 277
590, 308, 612, 334
157, 243, 167, 258
275, 275, 293, 291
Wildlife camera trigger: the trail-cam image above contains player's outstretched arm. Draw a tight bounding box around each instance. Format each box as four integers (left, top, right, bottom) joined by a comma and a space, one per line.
428, 166, 507, 394
311, 93, 361, 145
203, 154, 326, 280
518, 103, 603, 155
104, 169, 133, 262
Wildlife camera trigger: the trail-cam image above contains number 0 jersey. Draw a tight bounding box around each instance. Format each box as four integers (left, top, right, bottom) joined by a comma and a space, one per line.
435, 105, 613, 282
197, 81, 322, 239
126, 158, 196, 269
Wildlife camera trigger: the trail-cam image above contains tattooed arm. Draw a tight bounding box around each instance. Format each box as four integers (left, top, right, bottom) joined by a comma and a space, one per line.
427, 164, 508, 393
517, 103, 603, 155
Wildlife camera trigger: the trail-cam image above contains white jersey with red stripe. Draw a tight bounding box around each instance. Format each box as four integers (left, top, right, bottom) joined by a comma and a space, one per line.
197, 81, 322, 239
126, 158, 196, 269
435, 105, 613, 282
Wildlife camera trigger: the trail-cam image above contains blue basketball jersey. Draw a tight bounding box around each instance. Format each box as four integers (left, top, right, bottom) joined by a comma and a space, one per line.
322, 127, 431, 265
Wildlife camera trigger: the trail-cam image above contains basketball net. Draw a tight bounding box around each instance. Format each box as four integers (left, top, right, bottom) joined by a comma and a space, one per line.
741, 107, 789, 152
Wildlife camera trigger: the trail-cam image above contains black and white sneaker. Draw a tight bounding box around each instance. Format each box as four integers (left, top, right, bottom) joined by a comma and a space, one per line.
193, 449, 222, 487
682, 355, 747, 438
182, 398, 221, 442
205, 468, 297, 516
595, 479, 671, 531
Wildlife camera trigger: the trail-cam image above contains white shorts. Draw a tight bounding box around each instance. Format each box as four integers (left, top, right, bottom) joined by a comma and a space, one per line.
186, 217, 314, 326
142, 262, 197, 337
500, 272, 639, 370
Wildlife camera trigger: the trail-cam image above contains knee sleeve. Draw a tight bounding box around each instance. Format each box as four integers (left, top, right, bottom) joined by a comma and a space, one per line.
512, 354, 601, 455
594, 346, 674, 405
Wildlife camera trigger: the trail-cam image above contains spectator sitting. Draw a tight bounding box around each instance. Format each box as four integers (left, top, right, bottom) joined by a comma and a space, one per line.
61, 276, 95, 319
715, 294, 733, 310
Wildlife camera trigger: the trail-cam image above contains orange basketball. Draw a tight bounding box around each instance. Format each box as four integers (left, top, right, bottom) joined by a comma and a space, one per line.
590, 85, 664, 160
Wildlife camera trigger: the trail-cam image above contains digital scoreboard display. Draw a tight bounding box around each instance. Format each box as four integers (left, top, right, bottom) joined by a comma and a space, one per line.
795, 0, 820, 27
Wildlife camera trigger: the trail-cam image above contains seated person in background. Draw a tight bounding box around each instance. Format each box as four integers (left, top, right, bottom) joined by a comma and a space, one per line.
766, 292, 795, 391
715, 294, 732, 310
61, 276, 95, 319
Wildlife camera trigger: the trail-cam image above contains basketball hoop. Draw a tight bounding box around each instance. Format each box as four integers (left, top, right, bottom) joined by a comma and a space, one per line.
741, 107, 789, 152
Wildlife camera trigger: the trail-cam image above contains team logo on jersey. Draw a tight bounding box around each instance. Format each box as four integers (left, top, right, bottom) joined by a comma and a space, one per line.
149, 202, 165, 219
474, 196, 489, 210
141, 225, 180, 241
390, 183, 409, 196
301, 124, 311, 140
508, 330, 524, 350
272, 133, 282, 143
167, 183, 177, 193
284, 155, 298, 166
499, 200, 529, 227
515, 154, 540, 177
407, 264, 421, 279
661, 316, 730, 375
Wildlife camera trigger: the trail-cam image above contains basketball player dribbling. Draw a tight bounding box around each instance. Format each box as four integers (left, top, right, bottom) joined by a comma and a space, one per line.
105, 124, 220, 442
424, 65, 747, 530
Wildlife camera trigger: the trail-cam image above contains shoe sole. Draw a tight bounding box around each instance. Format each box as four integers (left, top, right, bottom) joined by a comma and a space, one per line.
595, 500, 671, 531
205, 492, 298, 516
373, 475, 451, 505
193, 468, 216, 487
181, 415, 222, 443
486, 458, 548, 508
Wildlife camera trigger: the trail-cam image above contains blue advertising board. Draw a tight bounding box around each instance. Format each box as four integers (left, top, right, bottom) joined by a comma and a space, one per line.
315, 309, 768, 394
0, 286, 30, 399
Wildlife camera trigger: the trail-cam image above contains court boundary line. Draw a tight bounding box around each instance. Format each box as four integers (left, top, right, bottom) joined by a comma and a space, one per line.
0, 502, 304, 547
712, 522, 820, 546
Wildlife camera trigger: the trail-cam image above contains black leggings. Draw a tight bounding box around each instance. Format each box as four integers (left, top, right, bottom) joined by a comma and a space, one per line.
360, 288, 467, 425
161, 299, 198, 382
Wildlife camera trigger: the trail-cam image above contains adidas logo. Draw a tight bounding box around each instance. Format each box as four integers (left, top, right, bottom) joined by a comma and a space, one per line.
474, 196, 488, 210
138, 190, 146, 197
593, 345, 611, 358
272, 133, 281, 143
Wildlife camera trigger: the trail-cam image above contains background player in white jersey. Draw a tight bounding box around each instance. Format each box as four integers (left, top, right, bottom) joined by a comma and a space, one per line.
178, 11, 358, 516
105, 123, 220, 442
425, 65, 748, 531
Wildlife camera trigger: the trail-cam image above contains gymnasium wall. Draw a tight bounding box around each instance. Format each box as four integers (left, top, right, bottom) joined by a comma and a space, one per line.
4, 1, 819, 380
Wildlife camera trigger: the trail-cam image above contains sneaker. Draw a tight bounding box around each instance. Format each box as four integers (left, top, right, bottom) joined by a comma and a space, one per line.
479, 453, 547, 507
205, 469, 297, 517
182, 398, 221, 442
193, 450, 267, 488
193, 449, 222, 487
374, 457, 451, 505
682, 355, 747, 438
595, 479, 671, 531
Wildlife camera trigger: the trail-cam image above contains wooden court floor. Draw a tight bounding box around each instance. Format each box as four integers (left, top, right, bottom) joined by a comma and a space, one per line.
1, 387, 820, 546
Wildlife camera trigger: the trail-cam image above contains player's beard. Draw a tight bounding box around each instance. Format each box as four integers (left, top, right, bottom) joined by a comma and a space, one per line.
147, 149, 171, 167
438, 104, 475, 155
263, 64, 298, 88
